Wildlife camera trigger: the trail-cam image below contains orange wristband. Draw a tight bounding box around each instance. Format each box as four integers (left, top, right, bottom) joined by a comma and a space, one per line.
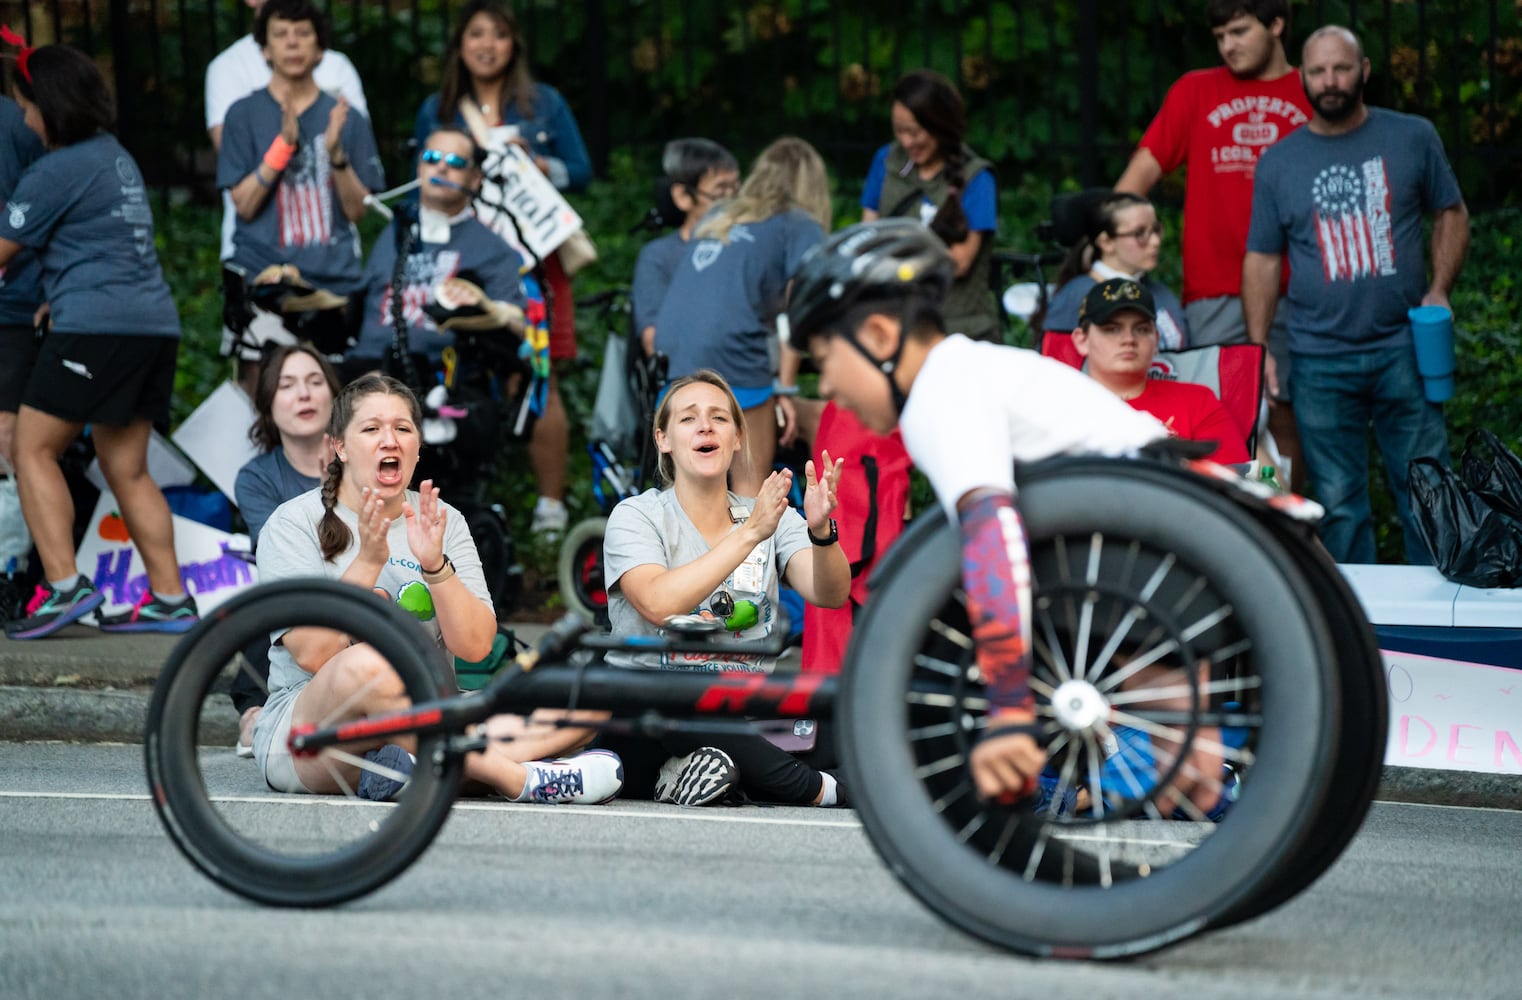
263, 136, 296, 173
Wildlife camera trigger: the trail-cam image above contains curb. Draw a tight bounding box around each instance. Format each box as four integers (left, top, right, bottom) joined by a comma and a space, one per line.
4, 684, 1518, 811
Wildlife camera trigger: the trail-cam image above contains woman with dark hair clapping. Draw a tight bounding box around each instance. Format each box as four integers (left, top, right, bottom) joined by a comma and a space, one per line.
0, 43, 198, 639
861, 69, 1000, 342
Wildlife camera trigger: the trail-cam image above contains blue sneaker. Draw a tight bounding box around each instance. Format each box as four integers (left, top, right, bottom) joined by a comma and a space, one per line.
357, 744, 415, 801
4, 578, 105, 640
98, 591, 200, 633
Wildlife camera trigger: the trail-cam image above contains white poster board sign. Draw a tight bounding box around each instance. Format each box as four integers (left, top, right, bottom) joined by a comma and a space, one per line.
171, 380, 260, 503
76, 491, 257, 617
477, 142, 584, 261
1382, 650, 1522, 775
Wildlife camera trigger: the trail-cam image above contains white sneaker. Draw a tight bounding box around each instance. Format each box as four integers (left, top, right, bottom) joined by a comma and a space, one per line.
520, 749, 624, 804
235, 705, 262, 759
531, 497, 569, 538
654, 747, 738, 806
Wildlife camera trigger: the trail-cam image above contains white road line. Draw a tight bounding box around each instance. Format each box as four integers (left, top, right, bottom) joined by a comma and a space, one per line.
0, 790, 862, 828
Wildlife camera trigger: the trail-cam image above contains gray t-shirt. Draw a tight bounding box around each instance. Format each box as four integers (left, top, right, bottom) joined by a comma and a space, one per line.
1044, 274, 1189, 350
350, 211, 524, 362
631, 229, 688, 334
0, 96, 44, 326
0, 134, 180, 337
1246, 107, 1463, 355
251, 488, 488, 766
218, 89, 385, 294
653, 209, 824, 389
233, 447, 319, 546
602, 487, 810, 673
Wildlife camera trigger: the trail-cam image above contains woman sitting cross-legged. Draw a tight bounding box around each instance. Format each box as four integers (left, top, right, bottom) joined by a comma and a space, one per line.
599, 370, 852, 807
251, 373, 621, 803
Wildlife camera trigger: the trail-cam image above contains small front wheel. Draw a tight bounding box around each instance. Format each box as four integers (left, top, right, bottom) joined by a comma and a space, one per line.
557, 517, 611, 626
145, 580, 466, 907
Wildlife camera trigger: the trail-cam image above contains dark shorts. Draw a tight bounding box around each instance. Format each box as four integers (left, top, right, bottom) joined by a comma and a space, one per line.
23, 332, 180, 426
0, 323, 40, 413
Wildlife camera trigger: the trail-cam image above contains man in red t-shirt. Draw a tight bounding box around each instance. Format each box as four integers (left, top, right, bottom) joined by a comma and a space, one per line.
1115, 0, 1307, 478
1073, 279, 1250, 465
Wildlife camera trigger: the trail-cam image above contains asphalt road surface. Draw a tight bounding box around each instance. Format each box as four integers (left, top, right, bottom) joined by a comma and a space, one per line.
3, 742, 1519, 999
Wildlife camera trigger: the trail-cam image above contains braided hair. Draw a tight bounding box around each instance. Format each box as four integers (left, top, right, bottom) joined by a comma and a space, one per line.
890, 70, 971, 247
317, 373, 423, 562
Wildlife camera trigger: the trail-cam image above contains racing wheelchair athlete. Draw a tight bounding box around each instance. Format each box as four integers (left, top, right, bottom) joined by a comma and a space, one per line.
144, 220, 1385, 960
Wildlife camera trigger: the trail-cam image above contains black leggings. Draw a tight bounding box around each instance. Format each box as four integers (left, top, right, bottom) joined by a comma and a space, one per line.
598, 718, 838, 804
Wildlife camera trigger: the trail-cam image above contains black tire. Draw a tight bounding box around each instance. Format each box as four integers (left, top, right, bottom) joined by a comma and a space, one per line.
144, 580, 465, 907
557, 517, 611, 625
467, 506, 522, 618
839, 460, 1340, 958
1210, 510, 1387, 927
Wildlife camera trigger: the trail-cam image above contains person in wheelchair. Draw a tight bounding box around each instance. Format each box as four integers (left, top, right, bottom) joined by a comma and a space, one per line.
216, 0, 384, 386
1071, 278, 1248, 465
600, 371, 851, 807
252, 373, 621, 804
1042, 191, 1189, 350
786, 219, 1228, 816
345, 125, 526, 376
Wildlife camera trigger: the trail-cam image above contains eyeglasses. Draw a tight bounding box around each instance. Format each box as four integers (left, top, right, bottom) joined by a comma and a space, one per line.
689, 181, 740, 202
1113, 223, 1165, 244
421, 149, 471, 170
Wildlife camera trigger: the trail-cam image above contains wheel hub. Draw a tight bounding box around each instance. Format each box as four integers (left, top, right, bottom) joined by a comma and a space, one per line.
1049, 679, 1109, 732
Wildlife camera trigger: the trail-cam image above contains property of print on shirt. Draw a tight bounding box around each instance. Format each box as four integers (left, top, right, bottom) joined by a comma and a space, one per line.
1205, 95, 1309, 175
278, 143, 335, 249
1311, 158, 1396, 283
376, 248, 463, 331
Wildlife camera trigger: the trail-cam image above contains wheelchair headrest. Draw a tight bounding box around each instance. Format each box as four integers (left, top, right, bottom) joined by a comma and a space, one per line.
1048, 187, 1116, 247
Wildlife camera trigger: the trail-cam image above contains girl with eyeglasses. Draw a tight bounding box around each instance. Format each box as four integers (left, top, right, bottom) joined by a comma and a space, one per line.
1044, 192, 1190, 349
599, 370, 852, 807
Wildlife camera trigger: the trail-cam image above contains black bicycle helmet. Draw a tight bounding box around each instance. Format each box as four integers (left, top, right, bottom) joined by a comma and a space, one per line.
785, 218, 954, 353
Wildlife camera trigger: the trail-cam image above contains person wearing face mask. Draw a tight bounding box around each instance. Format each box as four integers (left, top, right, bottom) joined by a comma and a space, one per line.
345, 126, 525, 372
414, 0, 593, 540
1244, 25, 1467, 565
252, 374, 623, 804
1043, 192, 1189, 350
861, 69, 999, 343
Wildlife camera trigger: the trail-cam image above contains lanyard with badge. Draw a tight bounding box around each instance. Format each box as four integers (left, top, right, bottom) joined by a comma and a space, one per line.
701, 503, 767, 631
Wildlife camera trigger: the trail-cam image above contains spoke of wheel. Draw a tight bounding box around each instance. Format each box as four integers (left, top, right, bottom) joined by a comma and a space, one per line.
907, 691, 989, 711
1180, 604, 1236, 643
1036, 607, 1075, 683
927, 617, 974, 651
914, 749, 968, 781
1022, 822, 1055, 883
1106, 675, 1262, 707
1083, 600, 1148, 685
913, 652, 966, 678
987, 812, 1021, 866
955, 808, 990, 844
1093, 721, 1154, 802
1094, 635, 1182, 695
234, 652, 269, 701
932, 777, 974, 814
1168, 575, 1209, 621
907, 719, 964, 742
1045, 740, 1083, 819
1084, 733, 1106, 823
1072, 591, 1098, 683
1108, 709, 1254, 767
1146, 741, 1229, 818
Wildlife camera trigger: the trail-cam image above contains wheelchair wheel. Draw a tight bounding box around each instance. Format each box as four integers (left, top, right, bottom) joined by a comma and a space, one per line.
144, 580, 465, 907
557, 517, 611, 626
466, 505, 522, 618
839, 462, 1339, 958
1210, 512, 1386, 928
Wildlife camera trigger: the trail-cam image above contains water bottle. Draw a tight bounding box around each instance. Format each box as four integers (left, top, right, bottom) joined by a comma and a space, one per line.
1258, 465, 1283, 491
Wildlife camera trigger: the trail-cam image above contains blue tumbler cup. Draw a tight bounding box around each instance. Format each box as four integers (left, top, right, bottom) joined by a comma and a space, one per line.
1408, 305, 1455, 403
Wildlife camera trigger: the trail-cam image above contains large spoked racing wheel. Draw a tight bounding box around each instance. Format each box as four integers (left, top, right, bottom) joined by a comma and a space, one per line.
144, 580, 466, 907
839, 457, 1379, 959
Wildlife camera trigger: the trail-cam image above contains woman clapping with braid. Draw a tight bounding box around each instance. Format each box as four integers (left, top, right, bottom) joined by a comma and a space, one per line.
861, 69, 1000, 343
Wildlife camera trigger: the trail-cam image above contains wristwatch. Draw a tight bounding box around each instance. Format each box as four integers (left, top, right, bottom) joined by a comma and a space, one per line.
330, 154, 350, 170
421, 555, 455, 584
808, 518, 839, 546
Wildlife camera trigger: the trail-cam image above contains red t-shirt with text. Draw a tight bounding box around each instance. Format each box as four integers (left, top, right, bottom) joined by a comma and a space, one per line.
1139, 66, 1311, 303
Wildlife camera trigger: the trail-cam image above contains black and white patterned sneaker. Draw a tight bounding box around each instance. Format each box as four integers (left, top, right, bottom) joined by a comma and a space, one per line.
654, 747, 738, 806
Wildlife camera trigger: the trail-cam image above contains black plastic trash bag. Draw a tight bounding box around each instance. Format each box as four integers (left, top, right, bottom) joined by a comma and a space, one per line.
1409, 434, 1522, 588
1459, 428, 1522, 521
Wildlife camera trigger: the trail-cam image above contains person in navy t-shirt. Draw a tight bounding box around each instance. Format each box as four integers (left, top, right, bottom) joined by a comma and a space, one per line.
0, 45, 198, 639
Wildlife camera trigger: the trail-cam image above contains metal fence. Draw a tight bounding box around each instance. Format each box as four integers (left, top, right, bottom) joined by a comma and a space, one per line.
3, 0, 1517, 207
